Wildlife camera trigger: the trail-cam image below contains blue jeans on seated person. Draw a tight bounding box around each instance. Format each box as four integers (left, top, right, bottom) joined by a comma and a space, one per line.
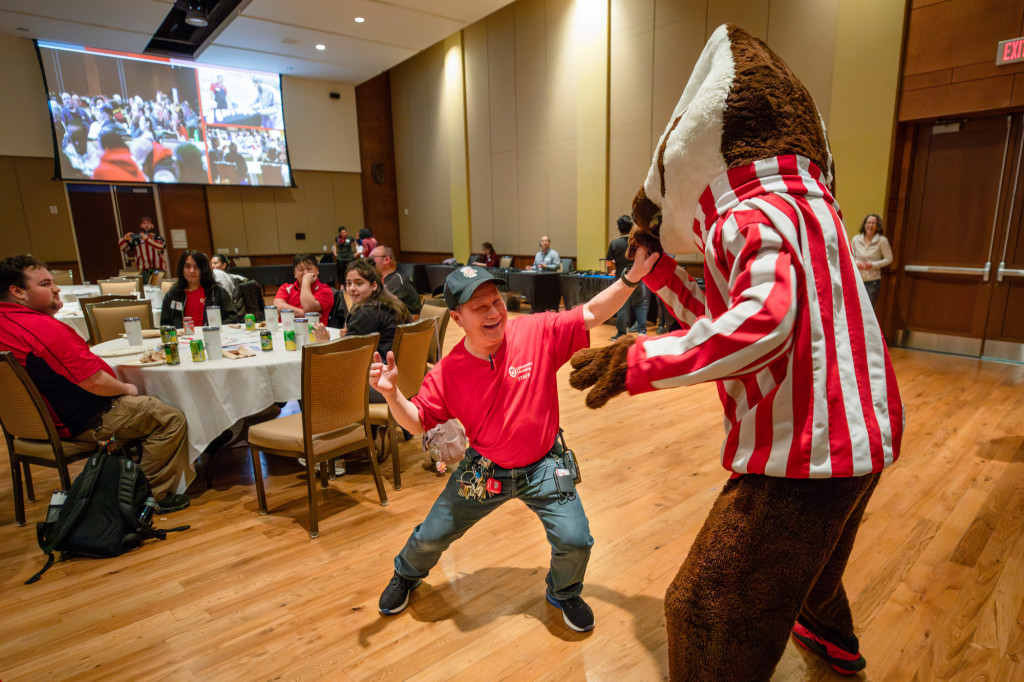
393, 445, 593, 601
615, 283, 649, 335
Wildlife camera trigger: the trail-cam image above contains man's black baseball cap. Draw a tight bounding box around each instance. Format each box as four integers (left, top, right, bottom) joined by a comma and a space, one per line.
443, 266, 500, 309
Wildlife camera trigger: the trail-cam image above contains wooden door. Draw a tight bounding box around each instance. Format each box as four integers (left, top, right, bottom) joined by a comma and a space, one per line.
895, 115, 1017, 356
67, 184, 122, 283
983, 122, 1024, 362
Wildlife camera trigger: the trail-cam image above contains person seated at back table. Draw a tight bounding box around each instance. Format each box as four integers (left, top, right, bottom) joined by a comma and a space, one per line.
161, 250, 238, 329
273, 254, 334, 317
0, 256, 193, 512
471, 242, 500, 268
209, 254, 244, 297
528, 235, 560, 271
368, 244, 422, 320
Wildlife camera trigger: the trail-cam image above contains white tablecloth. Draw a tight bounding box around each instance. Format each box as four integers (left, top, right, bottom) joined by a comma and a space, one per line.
56, 285, 165, 339
91, 327, 340, 462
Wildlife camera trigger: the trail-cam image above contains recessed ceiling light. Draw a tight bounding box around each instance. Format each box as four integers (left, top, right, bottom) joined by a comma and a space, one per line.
315, 44, 326, 50
354, 17, 365, 23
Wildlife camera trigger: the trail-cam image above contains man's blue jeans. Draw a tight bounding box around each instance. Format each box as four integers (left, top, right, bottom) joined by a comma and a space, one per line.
394, 448, 593, 600
615, 283, 649, 334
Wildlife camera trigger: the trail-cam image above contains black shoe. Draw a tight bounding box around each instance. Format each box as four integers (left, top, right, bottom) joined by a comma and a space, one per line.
156, 493, 191, 513
379, 572, 422, 615
656, 326, 668, 334
609, 333, 625, 341
546, 593, 594, 632
627, 323, 639, 333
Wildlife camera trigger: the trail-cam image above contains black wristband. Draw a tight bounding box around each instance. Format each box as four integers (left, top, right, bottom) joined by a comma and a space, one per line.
620, 267, 640, 288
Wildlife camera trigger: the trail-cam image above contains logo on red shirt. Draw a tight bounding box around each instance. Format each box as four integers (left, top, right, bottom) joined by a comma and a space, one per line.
509, 361, 533, 381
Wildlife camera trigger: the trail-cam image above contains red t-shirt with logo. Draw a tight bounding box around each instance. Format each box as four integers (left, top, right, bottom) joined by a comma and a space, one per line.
184, 288, 206, 325
274, 279, 334, 314
412, 306, 589, 468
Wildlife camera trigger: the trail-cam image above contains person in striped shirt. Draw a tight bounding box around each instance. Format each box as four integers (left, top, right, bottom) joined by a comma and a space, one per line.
570, 25, 904, 680
117, 216, 167, 284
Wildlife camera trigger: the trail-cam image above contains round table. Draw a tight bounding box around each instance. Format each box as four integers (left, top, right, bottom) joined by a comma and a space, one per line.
91, 326, 340, 462
56, 285, 165, 339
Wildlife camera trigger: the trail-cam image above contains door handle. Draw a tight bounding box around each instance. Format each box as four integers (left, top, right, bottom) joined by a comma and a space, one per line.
904, 264, 989, 276
996, 262, 1024, 281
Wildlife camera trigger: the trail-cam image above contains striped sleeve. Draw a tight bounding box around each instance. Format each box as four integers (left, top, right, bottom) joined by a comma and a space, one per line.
626, 210, 798, 394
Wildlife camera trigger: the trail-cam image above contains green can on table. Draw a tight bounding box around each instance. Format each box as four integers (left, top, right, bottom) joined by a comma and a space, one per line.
244, 313, 256, 330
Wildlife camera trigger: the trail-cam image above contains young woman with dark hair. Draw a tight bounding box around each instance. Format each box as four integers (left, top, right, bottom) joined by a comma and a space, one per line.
160, 250, 238, 328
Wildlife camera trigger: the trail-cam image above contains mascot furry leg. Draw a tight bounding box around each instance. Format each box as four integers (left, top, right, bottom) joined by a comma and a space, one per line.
571, 25, 903, 680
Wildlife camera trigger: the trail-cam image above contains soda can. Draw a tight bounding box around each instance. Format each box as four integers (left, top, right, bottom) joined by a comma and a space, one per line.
259, 329, 273, 351
283, 329, 297, 351
160, 325, 178, 345
244, 313, 256, 330
183, 316, 195, 335
163, 341, 181, 365
189, 338, 206, 362
306, 312, 320, 342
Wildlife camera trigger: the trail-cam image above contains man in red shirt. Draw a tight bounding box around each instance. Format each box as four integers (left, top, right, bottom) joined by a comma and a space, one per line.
0, 256, 193, 512
272, 254, 334, 316
370, 251, 656, 632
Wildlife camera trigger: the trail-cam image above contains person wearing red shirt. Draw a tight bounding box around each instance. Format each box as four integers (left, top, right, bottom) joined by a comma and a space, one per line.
0, 255, 193, 512
370, 251, 657, 632
273, 254, 334, 316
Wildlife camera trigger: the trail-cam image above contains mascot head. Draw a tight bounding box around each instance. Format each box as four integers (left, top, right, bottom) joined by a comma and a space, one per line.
631, 24, 834, 255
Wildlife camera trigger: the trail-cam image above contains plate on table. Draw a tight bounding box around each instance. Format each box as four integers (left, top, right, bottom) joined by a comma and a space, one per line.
94, 344, 147, 358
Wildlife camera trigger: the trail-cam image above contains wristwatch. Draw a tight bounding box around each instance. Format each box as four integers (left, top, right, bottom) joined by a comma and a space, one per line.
620, 267, 640, 288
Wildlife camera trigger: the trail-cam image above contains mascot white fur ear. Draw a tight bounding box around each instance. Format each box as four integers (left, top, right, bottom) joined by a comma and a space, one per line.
634, 24, 834, 255
642, 25, 733, 255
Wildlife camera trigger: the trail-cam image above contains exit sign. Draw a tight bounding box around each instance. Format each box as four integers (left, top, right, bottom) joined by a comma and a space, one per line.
997, 37, 1024, 65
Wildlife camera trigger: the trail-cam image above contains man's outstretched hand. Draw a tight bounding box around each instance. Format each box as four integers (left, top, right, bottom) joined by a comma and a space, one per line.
569, 335, 634, 409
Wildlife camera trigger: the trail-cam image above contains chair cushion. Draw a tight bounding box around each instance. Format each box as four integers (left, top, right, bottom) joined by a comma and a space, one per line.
247, 413, 367, 455
13, 438, 95, 459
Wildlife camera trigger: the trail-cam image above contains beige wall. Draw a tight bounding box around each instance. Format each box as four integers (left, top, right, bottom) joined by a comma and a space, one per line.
0, 156, 77, 261
206, 169, 364, 256
389, 0, 898, 261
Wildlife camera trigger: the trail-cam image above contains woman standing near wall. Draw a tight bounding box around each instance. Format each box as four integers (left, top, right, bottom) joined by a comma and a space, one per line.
852, 214, 892, 308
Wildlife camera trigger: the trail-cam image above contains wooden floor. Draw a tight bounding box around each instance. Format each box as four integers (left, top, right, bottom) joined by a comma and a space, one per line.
2, 316, 1023, 681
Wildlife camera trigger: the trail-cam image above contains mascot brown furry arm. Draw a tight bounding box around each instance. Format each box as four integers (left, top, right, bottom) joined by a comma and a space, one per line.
571, 24, 904, 680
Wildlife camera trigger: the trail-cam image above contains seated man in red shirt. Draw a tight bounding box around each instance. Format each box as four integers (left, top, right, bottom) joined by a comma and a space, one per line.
272, 254, 334, 316
370, 250, 657, 632
0, 256, 193, 512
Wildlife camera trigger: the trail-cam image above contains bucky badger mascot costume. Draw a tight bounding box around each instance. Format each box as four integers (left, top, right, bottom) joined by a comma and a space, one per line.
571, 25, 904, 679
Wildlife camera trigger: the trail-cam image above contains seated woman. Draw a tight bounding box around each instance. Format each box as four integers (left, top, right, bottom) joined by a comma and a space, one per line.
161, 250, 239, 328
471, 241, 500, 268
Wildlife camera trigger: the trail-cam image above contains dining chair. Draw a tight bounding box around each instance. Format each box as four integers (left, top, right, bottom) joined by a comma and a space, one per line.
99, 277, 142, 296
83, 299, 155, 345
234, 256, 251, 267
248, 333, 382, 538
51, 269, 74, 285
418, 301, 450, 365
499, 256, 513, 268
368, 318, 434, 490
160, 279, 174, 294
149, 271, 165, 287
0, 352, 95, 526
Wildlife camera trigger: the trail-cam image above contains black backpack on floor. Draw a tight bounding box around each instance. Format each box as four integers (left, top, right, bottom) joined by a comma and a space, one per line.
25, 447, 188, 584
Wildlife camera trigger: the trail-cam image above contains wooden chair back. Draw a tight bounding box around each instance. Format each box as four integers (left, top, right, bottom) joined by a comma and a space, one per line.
419, 301, 451, 364
302, 334, 379, 441
160, 279, 174, 294
84, 299, 155, 345
391, 318, 435, 399
0, 352, 93, 524
149, 271, 165, 287
99, 277, 142, 296
499, 256, 513, 268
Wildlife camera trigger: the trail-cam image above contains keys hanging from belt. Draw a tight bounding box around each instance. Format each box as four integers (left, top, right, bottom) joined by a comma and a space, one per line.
458, 457, 500, 501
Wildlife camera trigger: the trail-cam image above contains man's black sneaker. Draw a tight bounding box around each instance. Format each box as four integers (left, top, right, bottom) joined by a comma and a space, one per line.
156, 493, 190, 513
379, 572, 421, 615
791, 618, 866, 675
546, 594, 594, 632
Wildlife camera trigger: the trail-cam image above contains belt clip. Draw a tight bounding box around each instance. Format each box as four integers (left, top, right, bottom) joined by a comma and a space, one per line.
478, 457, 494, 471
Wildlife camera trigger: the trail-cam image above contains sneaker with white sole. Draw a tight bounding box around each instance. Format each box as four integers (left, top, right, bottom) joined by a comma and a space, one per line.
378, 572, 421, 614
546, 593, 594, 632
297, 457, 345, 476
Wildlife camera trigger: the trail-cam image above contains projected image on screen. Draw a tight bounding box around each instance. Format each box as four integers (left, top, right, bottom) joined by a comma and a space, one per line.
36, 40, 293, 188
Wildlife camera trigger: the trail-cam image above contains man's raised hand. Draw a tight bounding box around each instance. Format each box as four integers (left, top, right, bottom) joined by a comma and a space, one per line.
369, 350, 398, 394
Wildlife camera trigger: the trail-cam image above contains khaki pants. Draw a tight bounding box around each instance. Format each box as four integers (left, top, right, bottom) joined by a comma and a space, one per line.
73, 395, 194, 499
